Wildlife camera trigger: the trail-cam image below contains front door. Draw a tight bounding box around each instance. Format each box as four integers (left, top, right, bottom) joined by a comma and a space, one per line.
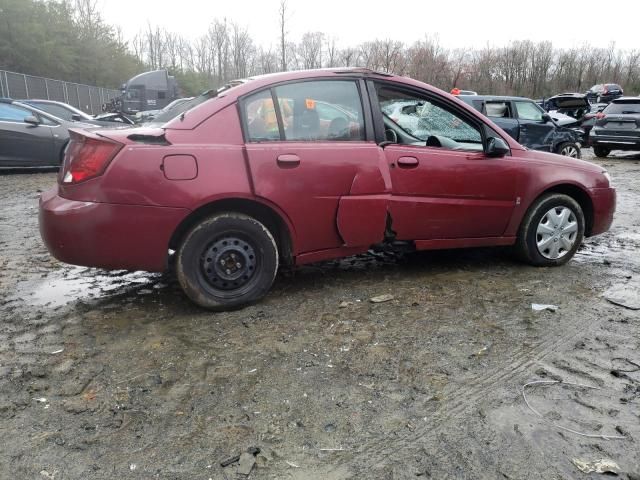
372, 82, 519, 241
241, 79, 387, 255
0, 103, 54, 167
514, 100, 556, 152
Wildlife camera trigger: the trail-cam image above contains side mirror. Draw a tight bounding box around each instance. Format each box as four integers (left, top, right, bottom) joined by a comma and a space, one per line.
541, 113, 552, 123
71, 113, 82, 121
486, 137, 510, 157
24, 115, 40, 126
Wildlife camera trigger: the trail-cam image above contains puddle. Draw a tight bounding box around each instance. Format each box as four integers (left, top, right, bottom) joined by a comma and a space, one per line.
10, 266, 163, 307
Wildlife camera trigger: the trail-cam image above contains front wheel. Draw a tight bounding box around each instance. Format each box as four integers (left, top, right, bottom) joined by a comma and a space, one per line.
176, 213, 279, 310
555, 142, 581, 158
593, 146, 611, 158
515, 193, 585, 267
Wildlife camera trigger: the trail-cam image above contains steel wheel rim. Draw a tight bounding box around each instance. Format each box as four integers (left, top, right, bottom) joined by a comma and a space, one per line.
536, 206, 578, 259
560, 145, 579, 158
200, 235, 258, 291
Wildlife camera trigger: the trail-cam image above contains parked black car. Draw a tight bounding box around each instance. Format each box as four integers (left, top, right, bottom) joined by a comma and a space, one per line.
20, 99, 134, 126
0, 99, 93, 167
589, 97, 640, 157
458, 95, 582, 157
585, 84, 624, 104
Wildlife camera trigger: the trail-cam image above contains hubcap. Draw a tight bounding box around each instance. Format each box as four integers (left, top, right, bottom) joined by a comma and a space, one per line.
536, 206, 578, 260
560, 145, 579, 158
201, 236, 257, 290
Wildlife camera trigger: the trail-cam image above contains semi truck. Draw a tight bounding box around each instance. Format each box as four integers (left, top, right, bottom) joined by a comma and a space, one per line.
106, 69, 179, 115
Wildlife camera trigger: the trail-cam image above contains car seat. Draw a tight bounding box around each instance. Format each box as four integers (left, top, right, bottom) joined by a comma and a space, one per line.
293, 101, 320, 140
328, 117, 350, 140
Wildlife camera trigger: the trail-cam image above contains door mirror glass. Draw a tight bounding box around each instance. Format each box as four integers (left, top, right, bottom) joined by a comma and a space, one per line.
486, 137, 510, 157
24, 115, 40, 126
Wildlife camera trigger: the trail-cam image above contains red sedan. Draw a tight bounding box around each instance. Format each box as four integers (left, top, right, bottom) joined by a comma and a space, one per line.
40, 68, 616, 309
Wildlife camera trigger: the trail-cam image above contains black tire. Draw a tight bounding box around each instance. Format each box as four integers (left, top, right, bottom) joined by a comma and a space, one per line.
176, 213, 278, 310
593, 146, 610, 158
515, 193, 585, 267
555, 142, 581, 158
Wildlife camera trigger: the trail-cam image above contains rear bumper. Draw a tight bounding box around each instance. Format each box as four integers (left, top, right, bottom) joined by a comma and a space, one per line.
39, 187, 190, 272
590, 134, 640, 150
588, 187, 616, 236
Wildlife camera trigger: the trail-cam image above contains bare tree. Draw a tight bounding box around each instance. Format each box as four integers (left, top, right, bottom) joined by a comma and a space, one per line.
298, 32, 323, 69
278, 0, 288, 71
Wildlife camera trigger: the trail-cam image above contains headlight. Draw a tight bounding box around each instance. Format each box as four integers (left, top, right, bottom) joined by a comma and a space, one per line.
603, 171, 613, 187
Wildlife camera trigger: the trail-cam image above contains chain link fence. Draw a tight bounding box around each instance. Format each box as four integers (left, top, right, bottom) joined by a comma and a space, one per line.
0, 70, 120, 115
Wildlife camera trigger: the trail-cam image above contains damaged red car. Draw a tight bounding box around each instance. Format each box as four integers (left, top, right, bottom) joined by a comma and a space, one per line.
40, 68, 616, 309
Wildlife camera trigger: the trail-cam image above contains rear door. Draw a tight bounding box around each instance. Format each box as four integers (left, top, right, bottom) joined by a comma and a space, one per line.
372, 82, 519, 240
482, 100, 520, 141
514, 100, 556, 151
241, 79, 388, 255
0, 103, 55, 167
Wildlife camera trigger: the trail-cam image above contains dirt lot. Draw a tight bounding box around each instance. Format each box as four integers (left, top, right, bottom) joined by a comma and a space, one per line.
1, 150, 639, 480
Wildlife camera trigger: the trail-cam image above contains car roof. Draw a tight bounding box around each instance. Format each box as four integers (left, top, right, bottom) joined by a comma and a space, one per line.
547, 93, 587, 99
611, 96, 640, 103
164, 68, 431, 130
458, 95, 533, 102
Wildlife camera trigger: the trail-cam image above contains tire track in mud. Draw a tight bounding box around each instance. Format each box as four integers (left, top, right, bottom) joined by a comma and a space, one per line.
324, 297, 620, 477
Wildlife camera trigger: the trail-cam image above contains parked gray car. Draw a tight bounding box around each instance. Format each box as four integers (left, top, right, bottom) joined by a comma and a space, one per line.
20, 99, 135, 126
0, 99, 94, 168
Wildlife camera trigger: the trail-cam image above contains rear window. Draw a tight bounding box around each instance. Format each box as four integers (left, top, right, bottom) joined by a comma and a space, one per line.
604, 101, 640, 114
485, 101, 512, 118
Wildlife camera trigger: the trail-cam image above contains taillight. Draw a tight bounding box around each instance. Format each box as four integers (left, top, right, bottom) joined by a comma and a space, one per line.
596, 112, 606, 119
62, 133, 122, 184
603, 86, 608, 94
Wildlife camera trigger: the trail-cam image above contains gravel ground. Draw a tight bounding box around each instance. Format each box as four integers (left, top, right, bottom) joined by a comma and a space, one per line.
1, 149, 639, 479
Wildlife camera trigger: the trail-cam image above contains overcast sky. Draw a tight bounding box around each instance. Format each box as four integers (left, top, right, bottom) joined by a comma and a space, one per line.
99, 0, 640, 50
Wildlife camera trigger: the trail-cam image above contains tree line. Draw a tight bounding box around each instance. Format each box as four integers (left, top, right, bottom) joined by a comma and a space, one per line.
2, 0, 639, 98
0, 0, 141, 88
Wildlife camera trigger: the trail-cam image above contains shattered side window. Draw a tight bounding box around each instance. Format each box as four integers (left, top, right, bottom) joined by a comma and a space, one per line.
485, 102, 511, 118
515, 101, 544, 122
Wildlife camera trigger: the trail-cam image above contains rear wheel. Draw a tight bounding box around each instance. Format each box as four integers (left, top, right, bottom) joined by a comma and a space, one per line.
515, 193, 585, 267
176, 213, 279, 310
555, 142, 581, 158
593, 146, 611, 158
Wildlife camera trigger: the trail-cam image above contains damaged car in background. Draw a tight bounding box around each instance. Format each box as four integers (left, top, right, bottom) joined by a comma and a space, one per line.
458, 95, 583, 157
39, 69, 615, 310
540, 93, 608, 145
589, 96, 640, 157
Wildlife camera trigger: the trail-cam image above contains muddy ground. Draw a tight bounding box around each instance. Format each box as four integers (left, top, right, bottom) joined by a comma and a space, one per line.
1, 149, 639, 480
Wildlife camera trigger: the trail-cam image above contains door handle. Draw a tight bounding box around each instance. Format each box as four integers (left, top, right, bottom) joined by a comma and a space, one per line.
277, 154, 300, 167
397, 156, 419, 168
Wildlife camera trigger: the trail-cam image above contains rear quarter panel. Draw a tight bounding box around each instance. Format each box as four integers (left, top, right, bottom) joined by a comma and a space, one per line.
59, 105, 252, 209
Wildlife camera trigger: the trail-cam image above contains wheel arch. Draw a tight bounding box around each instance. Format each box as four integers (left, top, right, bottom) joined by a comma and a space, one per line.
526, 183, 594, 236
169, 197, 296, 266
